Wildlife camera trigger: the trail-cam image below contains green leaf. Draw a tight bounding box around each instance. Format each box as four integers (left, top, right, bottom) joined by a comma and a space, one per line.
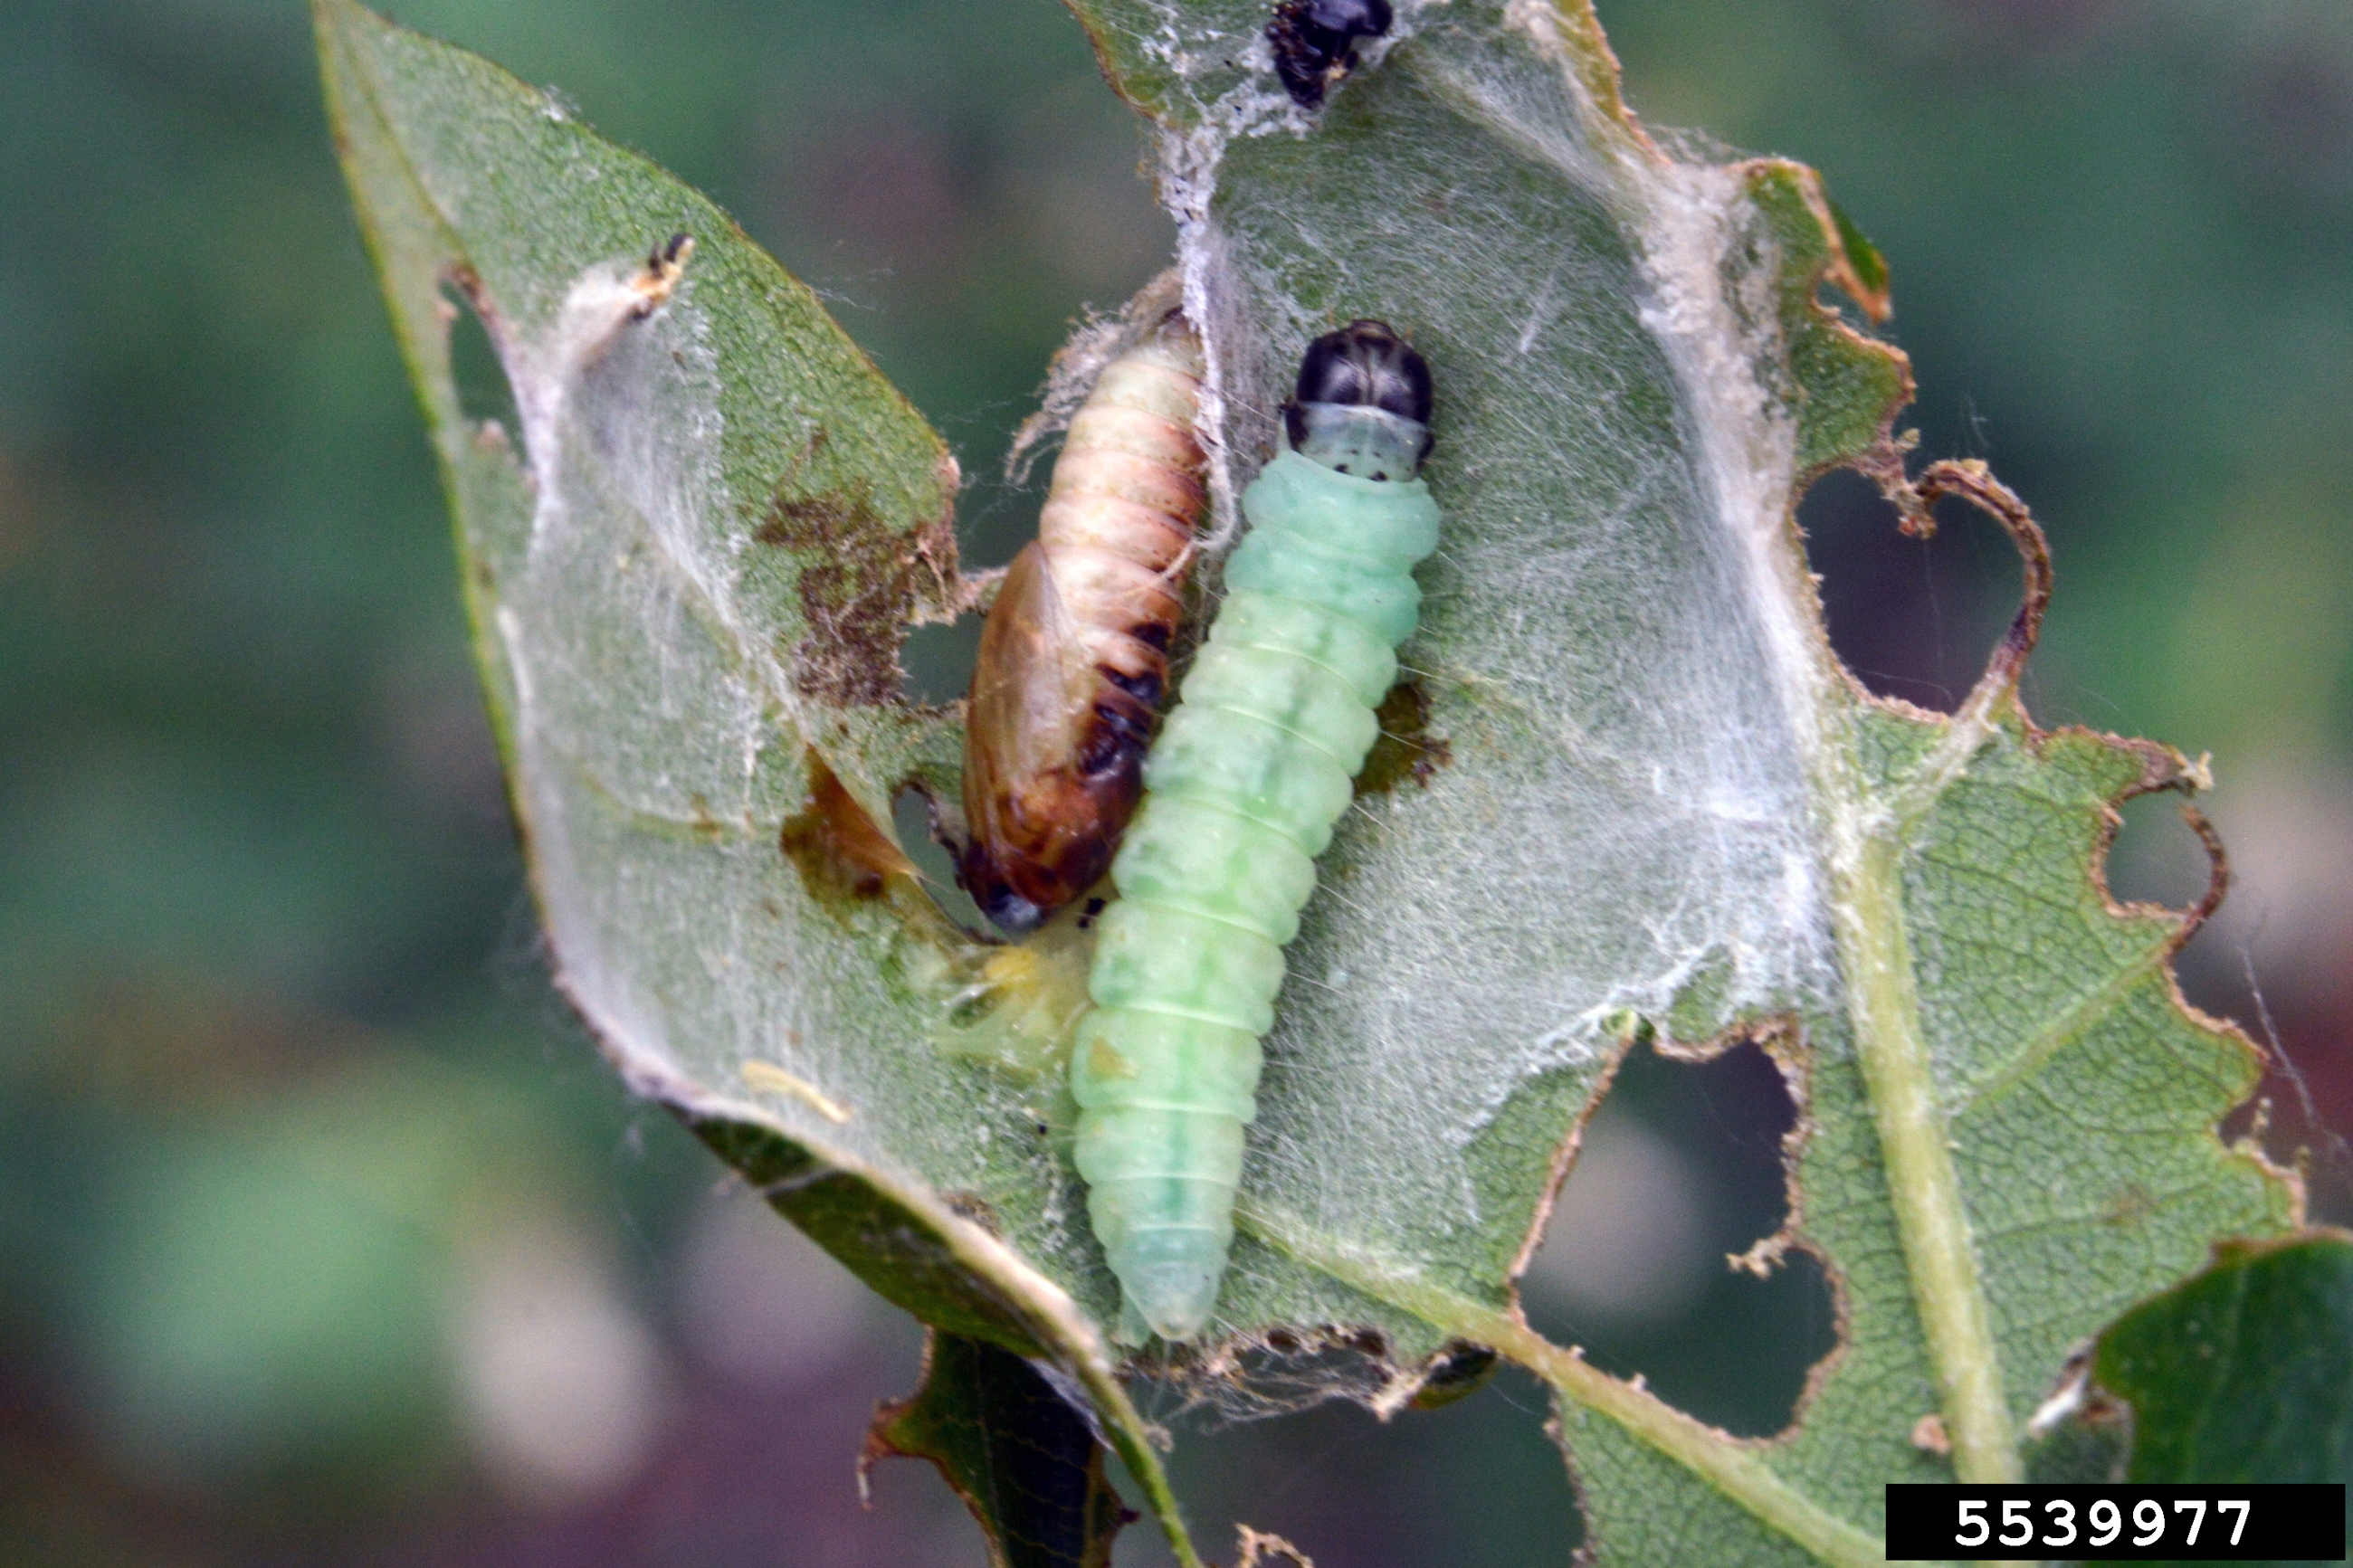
312, 3, 1202, 1559
1057, 5, 2293, 1554
2021, 1232, 2353, 1564
320, 0, 2304, 1560
866, 1333, 1133, 1568
2095, 1231, 2353, 1487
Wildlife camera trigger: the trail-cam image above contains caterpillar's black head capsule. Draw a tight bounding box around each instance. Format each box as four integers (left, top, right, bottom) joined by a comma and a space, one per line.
1294, 318, 1433, 423
1284, 318, 1434, 480
1268, 0, 1393, 109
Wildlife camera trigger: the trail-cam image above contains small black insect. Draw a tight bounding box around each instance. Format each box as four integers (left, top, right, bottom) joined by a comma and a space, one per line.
1267, 0, 1394, 109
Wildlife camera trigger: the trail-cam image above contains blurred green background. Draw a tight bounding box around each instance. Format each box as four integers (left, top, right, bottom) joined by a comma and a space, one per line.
3, 1, 2347, 1563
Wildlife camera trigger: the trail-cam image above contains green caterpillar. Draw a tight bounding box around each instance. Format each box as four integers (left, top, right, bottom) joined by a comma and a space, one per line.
1069, 319, 1441, 1343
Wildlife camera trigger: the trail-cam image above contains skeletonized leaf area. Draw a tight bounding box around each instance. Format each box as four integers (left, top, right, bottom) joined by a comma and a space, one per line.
319, 0, 2300, 1561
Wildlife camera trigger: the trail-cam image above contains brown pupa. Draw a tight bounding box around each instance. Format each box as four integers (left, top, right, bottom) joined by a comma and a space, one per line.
957, 311, 1208, 935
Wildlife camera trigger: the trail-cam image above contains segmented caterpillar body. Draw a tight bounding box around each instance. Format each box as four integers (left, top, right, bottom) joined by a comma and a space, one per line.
1070, 321, 1440, 1343
959, 315, 1208, 936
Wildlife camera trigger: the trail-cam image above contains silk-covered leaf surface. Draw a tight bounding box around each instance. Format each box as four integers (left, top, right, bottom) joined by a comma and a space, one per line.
318, 0, 2298, 1561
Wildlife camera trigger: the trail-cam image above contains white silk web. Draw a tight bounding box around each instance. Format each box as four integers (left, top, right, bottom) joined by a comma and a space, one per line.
472, 0, 1847, 1388
1110, 0, 1839, 1349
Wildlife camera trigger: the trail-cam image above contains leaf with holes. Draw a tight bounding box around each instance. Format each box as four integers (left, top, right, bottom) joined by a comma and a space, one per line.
320, 0, 2303, 1560
314, 0, 1198, 1551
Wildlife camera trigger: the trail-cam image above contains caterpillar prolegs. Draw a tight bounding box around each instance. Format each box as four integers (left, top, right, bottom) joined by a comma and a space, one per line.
1071, 321, 1441, 1343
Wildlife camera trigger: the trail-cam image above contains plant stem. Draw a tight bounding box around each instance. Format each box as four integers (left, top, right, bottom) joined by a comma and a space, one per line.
1781, 451, 2034, 1496
1830, 824, 2022, 1487
1240, 1206, 1890, 1568
1843, 461, 2050, 1504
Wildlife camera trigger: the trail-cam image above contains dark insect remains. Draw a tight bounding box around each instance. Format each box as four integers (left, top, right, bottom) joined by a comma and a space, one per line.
1267, 0, 1395, 109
